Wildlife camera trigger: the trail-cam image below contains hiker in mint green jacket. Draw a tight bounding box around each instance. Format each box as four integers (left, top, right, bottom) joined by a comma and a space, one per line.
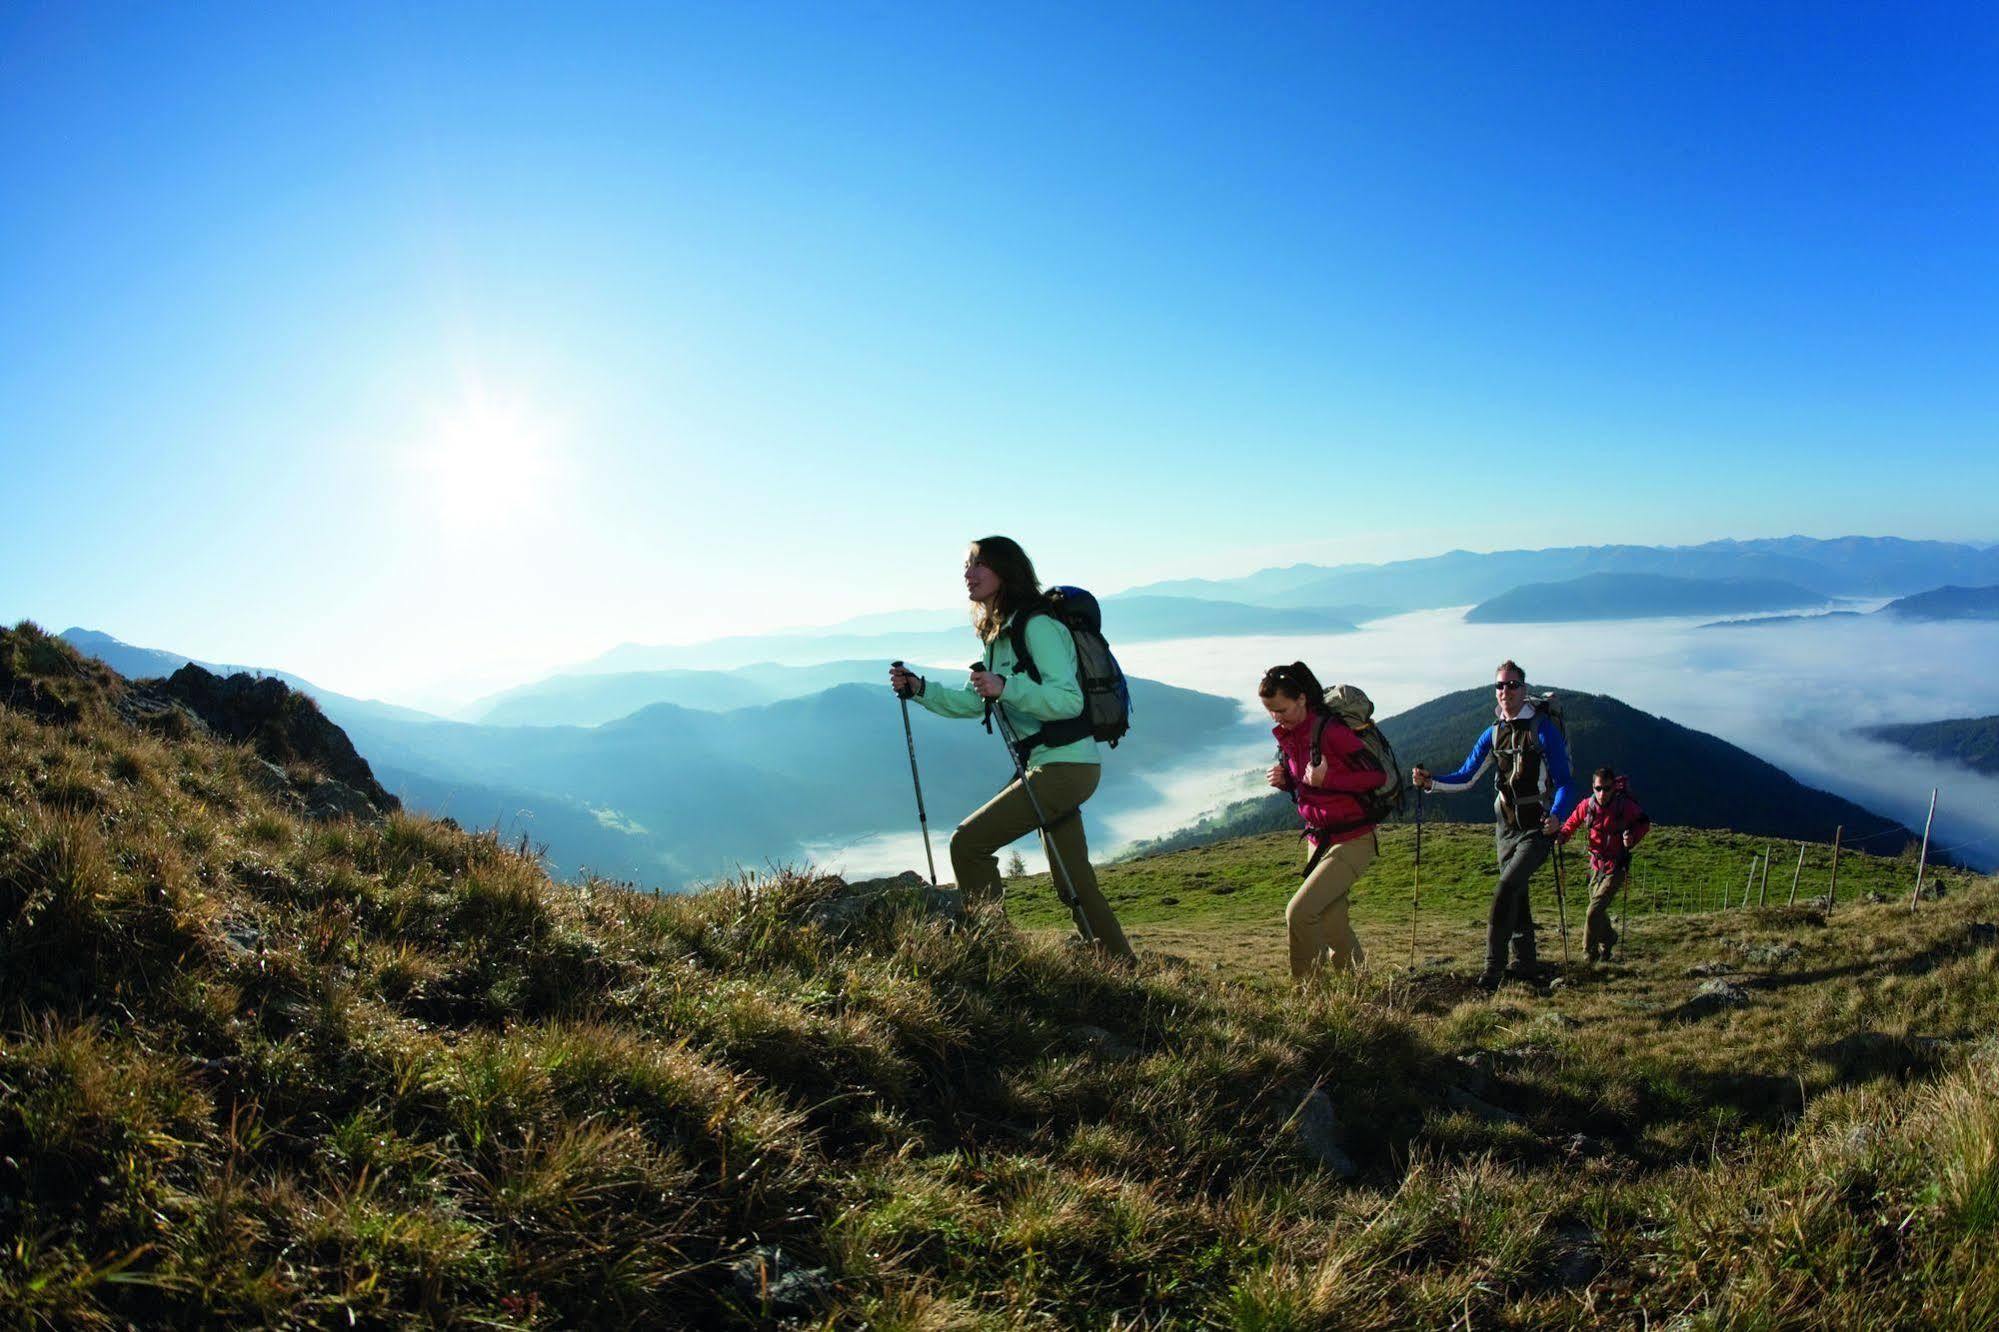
886, 536, 1135, 960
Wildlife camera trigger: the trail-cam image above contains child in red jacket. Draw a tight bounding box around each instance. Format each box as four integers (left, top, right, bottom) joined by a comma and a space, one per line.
1558, 767, 1651, 963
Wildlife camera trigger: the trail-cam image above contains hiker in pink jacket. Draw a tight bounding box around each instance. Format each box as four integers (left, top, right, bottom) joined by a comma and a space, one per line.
1558, 767, 1652, 963
1262, 662, 1388, 981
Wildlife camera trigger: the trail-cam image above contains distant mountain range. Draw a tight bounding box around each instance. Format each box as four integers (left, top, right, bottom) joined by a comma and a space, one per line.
1863, 715, 1999, 777
60, 627, 1248, 887
467, 660, 962, 727
571, 596, 1358, 675
1702, 582, 1999, 629
1128, 686, 1912, 857
1463, 573, 1827, 623
1121, 536, 1999, 616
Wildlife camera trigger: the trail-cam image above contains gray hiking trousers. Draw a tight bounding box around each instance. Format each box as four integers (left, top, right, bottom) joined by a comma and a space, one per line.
1488, 822, 1551, 975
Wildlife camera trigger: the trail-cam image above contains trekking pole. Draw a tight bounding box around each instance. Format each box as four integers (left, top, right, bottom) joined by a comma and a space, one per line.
983, 673, 1095, 944
891, 662, 939, 887
1409, 789, 1424, 967
1551, 837, 1572, 965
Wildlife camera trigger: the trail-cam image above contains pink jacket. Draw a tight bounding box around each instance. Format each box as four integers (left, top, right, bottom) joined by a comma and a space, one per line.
1273, 713, 1384, 850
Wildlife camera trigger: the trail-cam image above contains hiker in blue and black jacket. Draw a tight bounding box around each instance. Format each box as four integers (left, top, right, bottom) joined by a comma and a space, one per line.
1411, 659, 1576, 990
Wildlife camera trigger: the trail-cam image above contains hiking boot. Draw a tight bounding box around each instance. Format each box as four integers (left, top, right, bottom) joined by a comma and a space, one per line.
1506, 960, 1542, 982
1475, 972, 1503, 993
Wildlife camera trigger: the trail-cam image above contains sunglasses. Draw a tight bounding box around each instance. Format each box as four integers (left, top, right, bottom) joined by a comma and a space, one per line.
1494, 680, 1525, 691
1592, 786, 1612, 794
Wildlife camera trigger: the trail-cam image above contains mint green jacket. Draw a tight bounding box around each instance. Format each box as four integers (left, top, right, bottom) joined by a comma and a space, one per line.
915, 611, 1100, 769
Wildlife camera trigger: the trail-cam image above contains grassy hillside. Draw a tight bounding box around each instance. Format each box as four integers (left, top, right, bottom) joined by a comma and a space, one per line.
1023, 820, 1956, 978
1128, 686, 1911, 858
1462, 573, 1825, 623
1866, 714, 1999, 777
6, 621, 1999, 1328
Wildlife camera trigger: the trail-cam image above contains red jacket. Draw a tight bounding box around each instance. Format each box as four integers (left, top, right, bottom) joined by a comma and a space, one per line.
1558, 776, 1651, 873
1274, 713, 1384, 850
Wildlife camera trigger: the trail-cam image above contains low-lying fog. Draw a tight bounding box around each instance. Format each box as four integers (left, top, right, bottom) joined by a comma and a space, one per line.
809, 608, 1999, 878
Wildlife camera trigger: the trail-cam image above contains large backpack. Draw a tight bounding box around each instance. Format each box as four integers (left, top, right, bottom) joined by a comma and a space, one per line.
1005, 586, 1132, 754
1491, 692, 1568, 826
1309, 683, 1407, 822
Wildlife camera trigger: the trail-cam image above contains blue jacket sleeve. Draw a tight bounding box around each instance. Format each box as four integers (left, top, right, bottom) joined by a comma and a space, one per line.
1428, 727, 1494, 793
1540, 715, 1575, 820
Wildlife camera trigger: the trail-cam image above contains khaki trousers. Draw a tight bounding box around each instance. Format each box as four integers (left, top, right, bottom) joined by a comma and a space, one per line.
949, 763, 1134, 961
1287, 834, 1377, 981
1585, 864, 1626, 959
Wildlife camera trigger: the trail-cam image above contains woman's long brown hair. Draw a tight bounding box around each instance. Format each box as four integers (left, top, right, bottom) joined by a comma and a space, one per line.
968, 535, 1043, 643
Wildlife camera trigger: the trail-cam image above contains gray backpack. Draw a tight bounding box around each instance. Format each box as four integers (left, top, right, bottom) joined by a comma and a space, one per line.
1310, 684, 1407, 821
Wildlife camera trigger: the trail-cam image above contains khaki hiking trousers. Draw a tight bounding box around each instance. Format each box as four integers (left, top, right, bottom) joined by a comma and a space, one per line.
949, 762, 1134, 961
1585, 864, 1627, 960
1288, 833, 1377, 981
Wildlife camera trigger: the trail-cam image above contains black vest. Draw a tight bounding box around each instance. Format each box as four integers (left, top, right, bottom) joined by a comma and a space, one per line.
1492, 715, 1546, 828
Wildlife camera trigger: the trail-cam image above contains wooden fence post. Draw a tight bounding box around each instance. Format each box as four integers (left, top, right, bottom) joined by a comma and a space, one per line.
1909, 789, 1939, 911
1828, 826, 1843, 912
1743, 858, 1758, 909
1787, 842, 1806, 906
1758, 845, 1771, 906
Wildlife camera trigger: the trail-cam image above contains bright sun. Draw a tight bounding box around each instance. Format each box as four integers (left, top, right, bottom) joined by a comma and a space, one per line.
414, 394, 557, 534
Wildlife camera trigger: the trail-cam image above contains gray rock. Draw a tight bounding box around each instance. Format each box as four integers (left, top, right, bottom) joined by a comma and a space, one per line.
806, 871, 965, 932
1686, 960, 1733, 978
1453, 1051, 1494, 1096
1562, 1132, 1607, 1159
1288, 1089, 1356, 1178
304, 779, 380, 822
1693, 978, 1750, 1007
729, 1246, 830, 1318
1730, 939, 1801, 967
1551, 1221, 1602, 1287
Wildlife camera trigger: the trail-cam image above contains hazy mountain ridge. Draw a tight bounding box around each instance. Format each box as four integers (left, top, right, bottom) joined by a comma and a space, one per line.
1463, 573, 1827, 623
569, 595, 1360, 675
1862, 715, 1999, 777
1120, 536, 1999, 616
57, 626, 1248, 887
1700, 581, 1999, 629
1877, 584, 1999, 621
342, 676, 1246, 887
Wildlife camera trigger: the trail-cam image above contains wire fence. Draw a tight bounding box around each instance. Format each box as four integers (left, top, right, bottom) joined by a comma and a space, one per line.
1589, 786, 1987, 928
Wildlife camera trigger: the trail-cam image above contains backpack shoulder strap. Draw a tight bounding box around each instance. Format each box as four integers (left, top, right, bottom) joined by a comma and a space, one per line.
1310, 712, 1332, 767
1008, 607, 1045, 684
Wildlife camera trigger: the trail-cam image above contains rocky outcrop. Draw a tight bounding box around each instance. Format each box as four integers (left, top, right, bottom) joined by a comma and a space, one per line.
803, 870, 963, 933
122, 665, 399, 820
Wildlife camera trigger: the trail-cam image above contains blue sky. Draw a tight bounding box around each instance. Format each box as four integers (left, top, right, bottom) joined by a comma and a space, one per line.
3, 2, 1994, 704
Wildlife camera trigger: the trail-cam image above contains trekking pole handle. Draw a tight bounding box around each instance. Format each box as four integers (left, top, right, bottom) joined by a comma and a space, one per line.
891, 659, 915, 700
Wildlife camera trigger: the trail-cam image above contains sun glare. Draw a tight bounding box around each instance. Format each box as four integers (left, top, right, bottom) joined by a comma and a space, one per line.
413, 395, 558, 534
